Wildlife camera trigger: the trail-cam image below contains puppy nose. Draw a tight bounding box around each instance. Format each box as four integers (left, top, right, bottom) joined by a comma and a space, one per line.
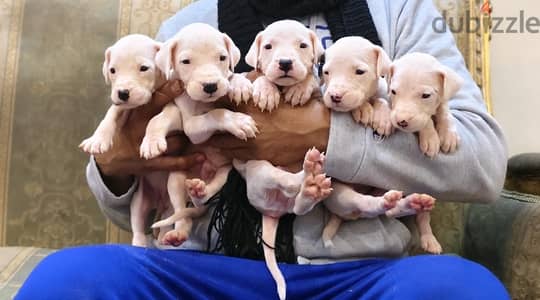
330, 95, 342, 103
398, 120, 408, 128
278, 59, 293, 72
203, 83, 218, 94
118, 89, 130, 101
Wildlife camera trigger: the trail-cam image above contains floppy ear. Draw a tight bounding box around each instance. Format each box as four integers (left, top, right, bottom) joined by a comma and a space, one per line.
374, 46, 391, 78
223, 33, 240, 71
102, 47, 112, 85
155, 39, 178, 80
310, 31, 325, 65
152, 42, 164, 79
438, 65, 464, 101
386, 64, 395, 94
245, 32, 262, 69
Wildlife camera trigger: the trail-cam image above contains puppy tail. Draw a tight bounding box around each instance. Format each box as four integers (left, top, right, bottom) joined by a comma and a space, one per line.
151, 206, 208, 228
262, 215, 287, 300
322, 213, 342, 248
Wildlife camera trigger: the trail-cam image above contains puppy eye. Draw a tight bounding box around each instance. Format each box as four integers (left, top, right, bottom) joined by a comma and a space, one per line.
355, 69, 365, 75
139, 65, 149, 72
391, 90, 396, 95
299, 42, 308, 49
422, 93, 431, 99
220, 55, 227, 62
264, 44, 272, 50
110, 68, 116, 74
181, 59, 190, 64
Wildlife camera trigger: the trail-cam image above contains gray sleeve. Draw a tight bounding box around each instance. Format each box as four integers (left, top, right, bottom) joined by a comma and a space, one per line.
325, 0, 508, 203
86, 157, 136, 231
155, 0, 218, 42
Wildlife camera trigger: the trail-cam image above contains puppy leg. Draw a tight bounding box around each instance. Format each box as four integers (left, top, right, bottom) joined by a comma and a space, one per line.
293, 148, 332, 215
417, 211, 442, 254
228, 73, 253, 105
79, 105, 127, 154
321, 212, 342, 248
130, 178, 151, 247
371, 98, 393, 136
351, 101, 374, 127
418, 120, 441, 158
435, 102, 459, 153
325, 182, 402, 219
140, 102, 183, 159
161, 171, 191, 246
385, 193, 436, 218
183, 109, 258, 144
186, 165, 232, 207
252, 76, 281, 112
283, 74, 317, 106
262, 215, 286, 300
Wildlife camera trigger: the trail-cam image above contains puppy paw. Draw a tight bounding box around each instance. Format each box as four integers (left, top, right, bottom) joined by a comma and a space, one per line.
161, 229, 189, 247
302, 173, 332, 203
421, 234, 443, 254
351, 103, 373, 126
382, 190, 403, 210
406, 193, 436, 212
132, 233, 148, 247
303, 147, 325, 175
252, 77, 281, 112
372, 99, 393, 136
79, 133, 113, 154
224, 112, 258, 140
139, 135, 167, 159
228, 74, 252, 105
283, 81, 313, 106
185, 178, 207, 207
419, 130, 440, 158
438, 127, 459, 154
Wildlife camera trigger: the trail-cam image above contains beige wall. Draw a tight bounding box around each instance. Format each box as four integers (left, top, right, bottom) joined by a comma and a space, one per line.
491, 0, 540, 156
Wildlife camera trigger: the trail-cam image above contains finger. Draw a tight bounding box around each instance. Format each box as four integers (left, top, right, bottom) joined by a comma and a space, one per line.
143, 153, 206, 172
204, 133, 252, 150
151, 80, 184, 108
164, 134, 189, 155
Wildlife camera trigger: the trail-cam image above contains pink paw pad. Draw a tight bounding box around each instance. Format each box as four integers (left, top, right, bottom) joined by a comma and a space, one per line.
303, 147, 325, 175
303, 173, 332, 202
408, 193, 436, 212
185, 178, 207, 199
383, 190, 403, 209
161, 229, 188, 247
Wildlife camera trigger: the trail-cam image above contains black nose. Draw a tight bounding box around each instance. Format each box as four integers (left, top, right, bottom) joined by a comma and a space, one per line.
118, 89, 130, 101
203, 83, 218, 94
398, 120, 408, 128
330, 95, 342, 103
278, 59, 293, 72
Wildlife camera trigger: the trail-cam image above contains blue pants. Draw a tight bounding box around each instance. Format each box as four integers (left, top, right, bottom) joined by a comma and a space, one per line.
17, 245, 509, 300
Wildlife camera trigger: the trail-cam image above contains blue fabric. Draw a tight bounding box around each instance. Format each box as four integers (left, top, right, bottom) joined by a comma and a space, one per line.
17, 245, 509, 300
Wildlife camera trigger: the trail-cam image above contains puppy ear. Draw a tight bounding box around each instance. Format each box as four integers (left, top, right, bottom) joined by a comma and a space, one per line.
309, 31, 325, 65
438, 65, 464, 101
155, 39, 178, 80
386, 64, 395, 94
223, 33, 240, 72
374, 46, 391, 78
245, 32, 262, 69
102, 47, 112, 85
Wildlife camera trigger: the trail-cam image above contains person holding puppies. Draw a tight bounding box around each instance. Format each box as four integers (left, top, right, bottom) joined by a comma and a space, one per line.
18, 0, 509, 299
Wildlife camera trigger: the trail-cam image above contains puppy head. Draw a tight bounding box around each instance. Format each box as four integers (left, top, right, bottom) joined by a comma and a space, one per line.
321, 37, 391, 112
245, 20, 324, 86
388, 52, 463, 132
155, 23, 240, 102
102, 34, 162, 108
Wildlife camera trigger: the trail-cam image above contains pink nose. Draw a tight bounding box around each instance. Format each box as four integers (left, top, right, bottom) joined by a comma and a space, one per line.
330, 95, 342, 103
397, 120, 408, 128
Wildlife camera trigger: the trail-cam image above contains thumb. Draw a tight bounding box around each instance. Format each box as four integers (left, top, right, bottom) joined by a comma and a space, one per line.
142, 153, 206, 172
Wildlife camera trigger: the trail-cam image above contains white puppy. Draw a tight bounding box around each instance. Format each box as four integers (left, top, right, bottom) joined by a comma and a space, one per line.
233, 148, 332, 300
80, 35, 206, 246
321, 36, 393, 135
388, 52, 463, 158
246, 20, 324, 111
140, 23, 258, 246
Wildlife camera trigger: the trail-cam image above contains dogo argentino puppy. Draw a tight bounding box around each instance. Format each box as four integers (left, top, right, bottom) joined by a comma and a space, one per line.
245, 20, 324, 111
140, 23, 258, 246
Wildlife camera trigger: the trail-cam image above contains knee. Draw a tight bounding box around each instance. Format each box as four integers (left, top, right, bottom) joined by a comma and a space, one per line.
16, 245, 128, 300
390, 255, 510, 300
